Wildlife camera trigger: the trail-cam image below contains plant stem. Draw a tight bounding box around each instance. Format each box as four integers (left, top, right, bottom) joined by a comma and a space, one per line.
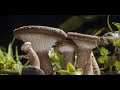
24, 60, 30, 67
107, 15, 113, 32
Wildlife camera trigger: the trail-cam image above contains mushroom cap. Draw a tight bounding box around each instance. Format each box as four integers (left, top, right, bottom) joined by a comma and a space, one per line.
13, 25, 67, 52
14, 26, 67, 40
67, 32, 108, 46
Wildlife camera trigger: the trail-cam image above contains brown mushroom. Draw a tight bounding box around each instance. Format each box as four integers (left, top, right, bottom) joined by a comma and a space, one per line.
54, 39, 77, 70
21, 42, 45, 75
13, 26, 67, 75
21, 42, 40, 69
67, 32, 108, 75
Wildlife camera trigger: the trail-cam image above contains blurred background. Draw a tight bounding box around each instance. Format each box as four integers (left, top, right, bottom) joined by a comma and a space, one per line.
0, 15, 120, 48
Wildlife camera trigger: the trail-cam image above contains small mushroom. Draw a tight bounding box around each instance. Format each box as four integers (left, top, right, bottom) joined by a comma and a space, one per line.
67, 32, 108, 75
54, 39, 77, 70
13, 26, 67, 75
21, 42, 45, 75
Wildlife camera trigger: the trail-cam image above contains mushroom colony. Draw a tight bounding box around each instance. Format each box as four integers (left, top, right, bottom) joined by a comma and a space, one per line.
13, 26, 108, 75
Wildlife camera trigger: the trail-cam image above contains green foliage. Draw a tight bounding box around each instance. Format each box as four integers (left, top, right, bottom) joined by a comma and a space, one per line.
112, 22, 120, 31
48, 48, 64, 75
113, 40, 120, 47
107, 15, 113, 32
59, 16, 98, 32
0, 38, 27, 75
60, 63, 83, 75
99, 47, 110, 56
97, 16, 120, 75
48, 49, 83, 75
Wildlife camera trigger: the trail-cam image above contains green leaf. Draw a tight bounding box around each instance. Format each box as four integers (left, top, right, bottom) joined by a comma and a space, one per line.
105, 56, 117, 67
75, 69, 83, 75
98, 56, 108, 64
99, 47, 110, 56
67, 63, 76, 72
59, 70, 70, 75
71, 71, 83, 75
48, 48, 64, 72
59, 16, 82, 32
59, 16, 98, 32
0, 46, 7, 52
112, 22, 120, 31
113, 40, 120, 47
115, 61, 120, 69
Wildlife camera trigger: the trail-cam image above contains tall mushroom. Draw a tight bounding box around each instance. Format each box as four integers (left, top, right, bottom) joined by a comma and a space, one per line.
13, 26, 67, 75
21, 42, 45, 75
54, 39, 77, 70
67, 32, 108, 75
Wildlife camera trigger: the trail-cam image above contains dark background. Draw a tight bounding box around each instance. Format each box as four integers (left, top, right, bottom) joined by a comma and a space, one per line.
0, 15, 120, 48
1, 15, 72, 47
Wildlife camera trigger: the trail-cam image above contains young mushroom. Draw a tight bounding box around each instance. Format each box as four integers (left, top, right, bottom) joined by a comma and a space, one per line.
54, 39, 77, 70
13, 26, 67, 75
67, 32, 108, 75
21, 42, 45, 75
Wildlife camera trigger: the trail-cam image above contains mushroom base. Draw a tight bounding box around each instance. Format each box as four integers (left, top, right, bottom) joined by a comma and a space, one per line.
76, 48, 92, 74
37, 52, 54, 75
62, 52, 75, 70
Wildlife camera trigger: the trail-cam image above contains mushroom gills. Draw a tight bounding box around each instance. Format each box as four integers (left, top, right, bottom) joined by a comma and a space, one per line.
19, 33, 62, 75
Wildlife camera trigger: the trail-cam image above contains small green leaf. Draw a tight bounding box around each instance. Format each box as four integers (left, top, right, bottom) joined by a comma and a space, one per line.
99, 47, 110, 56
105, 56, 117, 67
59, 16, 84, 32
0, 49, 4, 57
112, 22, 120, 31
115, 61, 120, 69
71, 71, 83, 75
98, 56, 108, 64
113, 40, 120, 47
59, 70, 70, 75
67, 63, 76, 72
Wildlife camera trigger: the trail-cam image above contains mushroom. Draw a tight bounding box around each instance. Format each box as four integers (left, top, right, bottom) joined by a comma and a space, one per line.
21, 42, 45, 75
54, 39, 77, 70
13, 26, 67, 75
67, 32, 108, 75
91, 51, 101, 75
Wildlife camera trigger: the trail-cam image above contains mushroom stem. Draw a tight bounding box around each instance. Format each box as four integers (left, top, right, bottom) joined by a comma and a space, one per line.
63, 51, 75, 69
91, 52, 101, 75
21, 42, 45, 75
37, 51, 53, 75
76, 48, 92, 74
85, 56, 94, 75
54, 40, 76, 70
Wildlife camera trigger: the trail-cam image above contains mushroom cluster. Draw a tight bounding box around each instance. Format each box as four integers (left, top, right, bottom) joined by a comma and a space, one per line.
13, 25, 108, 75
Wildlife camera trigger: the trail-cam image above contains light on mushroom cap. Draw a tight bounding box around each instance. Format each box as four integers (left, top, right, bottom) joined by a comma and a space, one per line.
67, 32, 108, 46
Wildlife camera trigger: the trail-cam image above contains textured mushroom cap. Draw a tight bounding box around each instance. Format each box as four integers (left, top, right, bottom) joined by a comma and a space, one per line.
67, 32, 108, 45
14, 26, 67, 40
